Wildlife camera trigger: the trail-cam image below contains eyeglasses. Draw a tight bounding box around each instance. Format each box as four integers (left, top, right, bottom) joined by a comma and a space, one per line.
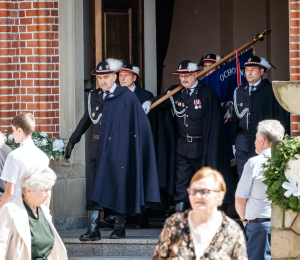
187, 188, 220, 197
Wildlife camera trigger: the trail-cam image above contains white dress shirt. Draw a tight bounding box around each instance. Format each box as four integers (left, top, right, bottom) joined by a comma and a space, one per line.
249, 79, 261, 95
129, 84, 136, 92
0, 139, 49, 199
235, 148, 271, 219
103, 82, 117, 99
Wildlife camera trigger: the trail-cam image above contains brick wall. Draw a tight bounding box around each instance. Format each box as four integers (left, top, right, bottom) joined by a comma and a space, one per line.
290, 0, 300, 136
0, 0, 59, 137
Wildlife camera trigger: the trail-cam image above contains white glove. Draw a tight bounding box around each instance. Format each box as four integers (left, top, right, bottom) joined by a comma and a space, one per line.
232, 145, 236, 157
142, 101, 151, 115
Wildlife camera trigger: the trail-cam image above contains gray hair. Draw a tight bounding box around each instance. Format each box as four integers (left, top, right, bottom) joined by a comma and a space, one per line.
0, 133, 6, 149
257, 120, 285, 143
20, 168, 57, 193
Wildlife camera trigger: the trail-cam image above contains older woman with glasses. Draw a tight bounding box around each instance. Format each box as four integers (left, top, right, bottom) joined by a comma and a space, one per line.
153, 167, 248, 260
0, 168, 67, 260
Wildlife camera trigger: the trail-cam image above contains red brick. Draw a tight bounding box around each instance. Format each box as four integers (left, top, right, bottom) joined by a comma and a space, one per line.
19, 10, 25, 18
28, 103, 52, 110
0, 10, 10, 17
0, 119, 13, 126
20, 33, 32, 40
35, 125, 56, 132
290, 28, 300, 35
0, 41, 11, 48
13, 72, 19, 78
0, 64, 17, 71
21, 103, 26, 110
27, 56, 40, 63
38, 41, 52, 47
35, 80, 55, 87
290, 12, 300, 19
13, 56, 18, 63
33, 48, 54, 55
55, 17, 58, 24
20, 72, 26, 78
20, 18, 32, 25
290, 52, 299, 58
0, 3, 14, 9
52, 103, 59, 109
53, 118, 59, 124
0, 80, 15, 87
55, 64, 59, 70
26, 9, 50, 17
20, 88, 26, 94
290, 44, 300, 51
291, 75, 300, 81
20, 95, 33, 102
33, 32, 54, 40
20, 41, 25, 47
11, 11, 18, 18
292, 123, 299, 131
0, 18, 14, 24
290, 20, 300, 27
291, 68, 300, 74
27, 41, 39, 47
51, 10, 58, 16
20, 57, 26, 63
290, 59, 300, 66
52, 87, 59, 94
0, 111, 16, 118
20, 48, 32, 55
34, 64, 55, 71
27, 25, 51, 32
52, 72, 59, 78
292, 131, 300, 137
36, 118, 53, 125
0, 72, 12, 78
52, 25, 58, 31
0, 34, 13, 40
55, 95, 59, 102
34, 95, 55, 102
21, 80, 33, 86
290, 3, 300, 10
0, 25, 11, 32
34, 111, 56, 117
20, 2, 31, 9
52, 56, 59, 63
12, 26, 18, 32
27, 87, 51, 94
0, 103, 12, 110
33, 17, 54, 24
290, 36, 300, 42
292, 115, 300, 122
0, 88, 12, 95
27, 72, 40, 78
0, 48, 15, 55
56, 110, 59, 117
21, 64, 32, 70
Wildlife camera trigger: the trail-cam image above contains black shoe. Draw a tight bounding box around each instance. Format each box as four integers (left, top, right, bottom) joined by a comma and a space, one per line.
135, 213, 149, 229
79, 230, 101, 241
79, 210, 101, 241
99, 214, 115, 228
110, 225, 126, 239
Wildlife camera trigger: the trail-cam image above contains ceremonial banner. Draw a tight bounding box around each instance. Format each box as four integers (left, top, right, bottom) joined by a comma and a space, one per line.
202, 49, 253, 159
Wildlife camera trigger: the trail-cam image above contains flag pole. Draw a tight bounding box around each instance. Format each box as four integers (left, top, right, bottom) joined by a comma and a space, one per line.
150, 29, 271, 110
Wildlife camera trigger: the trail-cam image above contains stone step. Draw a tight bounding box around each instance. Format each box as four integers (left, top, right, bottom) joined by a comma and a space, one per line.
60, 228, 159, 257
69, 256, 152, 260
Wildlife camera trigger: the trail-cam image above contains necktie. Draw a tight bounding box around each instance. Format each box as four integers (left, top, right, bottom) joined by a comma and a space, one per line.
105, 90, 110, 95
249, 85, 252, 96
186, 88, 191, 100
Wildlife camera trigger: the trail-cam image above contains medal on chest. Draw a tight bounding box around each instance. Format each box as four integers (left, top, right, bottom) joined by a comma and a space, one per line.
194, 99, 201, 109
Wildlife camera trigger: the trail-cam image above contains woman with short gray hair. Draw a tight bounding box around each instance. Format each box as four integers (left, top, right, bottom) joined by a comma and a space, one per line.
0, 168, 68, 260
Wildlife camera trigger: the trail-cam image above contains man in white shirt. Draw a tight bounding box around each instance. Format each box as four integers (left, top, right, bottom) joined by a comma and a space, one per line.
0, 113, 49, 209
235, 119, 285, 260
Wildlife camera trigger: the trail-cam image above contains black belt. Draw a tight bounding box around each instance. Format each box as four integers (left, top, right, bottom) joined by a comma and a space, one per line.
179, 132, 203, 142
240, 129, 249, 135
248, 218, 270, 223
92, 134, 99, 140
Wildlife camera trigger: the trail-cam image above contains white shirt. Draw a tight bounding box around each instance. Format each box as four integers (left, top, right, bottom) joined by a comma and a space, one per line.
129, 84, 136, 92
249, 79, 261, 95
0, 139, 49, 199
235, 148, 271, 219
188, 210, 220, 259
185, 80, 198, 96
103, 82, 117, 100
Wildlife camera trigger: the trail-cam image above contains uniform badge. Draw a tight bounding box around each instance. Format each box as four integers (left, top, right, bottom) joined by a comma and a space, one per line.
109, 94, 114, 97
98, 91, 101, 95
96, 106, 99, 111
175, 100, 178, 104
194, 99, 201, 109
240, 103, 243, 107
182, 102, 185, 107
252, 87, 256, 91
178, 102, 181, 106
92, 112, 96, 117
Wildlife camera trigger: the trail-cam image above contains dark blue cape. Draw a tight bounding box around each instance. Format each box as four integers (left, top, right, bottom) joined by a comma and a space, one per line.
90, 86, 160, 214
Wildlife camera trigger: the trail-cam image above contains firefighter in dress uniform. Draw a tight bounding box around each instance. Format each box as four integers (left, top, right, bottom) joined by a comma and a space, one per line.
232, 55, 290, 177
142, 60, 226, 212
198, 53, 221, 76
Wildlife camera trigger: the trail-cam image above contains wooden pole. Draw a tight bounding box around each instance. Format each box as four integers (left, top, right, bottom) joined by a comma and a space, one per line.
150, 29, 271, 110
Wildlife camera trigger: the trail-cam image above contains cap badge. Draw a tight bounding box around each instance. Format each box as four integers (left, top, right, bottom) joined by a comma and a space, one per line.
248, 58, 251, 62
99, 66, 102, 70
207, 55, 210, 58
106, 65, 109, 70
92, 112, 96, 117
179, 65, 182, 69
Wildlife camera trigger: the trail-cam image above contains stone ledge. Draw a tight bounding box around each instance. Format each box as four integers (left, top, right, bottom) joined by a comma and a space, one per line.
54, 217, 88, 231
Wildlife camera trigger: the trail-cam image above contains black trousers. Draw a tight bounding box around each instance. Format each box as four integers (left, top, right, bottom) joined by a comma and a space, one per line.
235, 133, 250, 177
174, 152, 202, 204
86, 158, 103, 210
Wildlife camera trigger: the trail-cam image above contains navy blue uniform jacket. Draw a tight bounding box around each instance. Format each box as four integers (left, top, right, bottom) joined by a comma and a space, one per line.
90, 86, 161, 214
150, 81, 235, 203
232, 79, 290, 157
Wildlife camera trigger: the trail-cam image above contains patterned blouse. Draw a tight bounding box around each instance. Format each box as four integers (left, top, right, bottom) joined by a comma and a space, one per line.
153, 210, 248, 260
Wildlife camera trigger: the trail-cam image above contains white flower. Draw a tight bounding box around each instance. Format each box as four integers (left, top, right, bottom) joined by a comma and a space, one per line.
282, 174, 300, 197
33, 138, 41, 147
8, 134, 14, 142
50, 155, 54, 160
41, 138, 48, 146
40, 131, 48, 138
52, 139, 64, 152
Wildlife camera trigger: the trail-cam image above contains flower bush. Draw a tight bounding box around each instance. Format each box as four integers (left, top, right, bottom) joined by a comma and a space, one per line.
4, 130, 68, 162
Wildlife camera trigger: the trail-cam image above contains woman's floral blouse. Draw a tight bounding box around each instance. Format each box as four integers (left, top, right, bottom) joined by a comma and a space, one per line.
153, 210, 248, 260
